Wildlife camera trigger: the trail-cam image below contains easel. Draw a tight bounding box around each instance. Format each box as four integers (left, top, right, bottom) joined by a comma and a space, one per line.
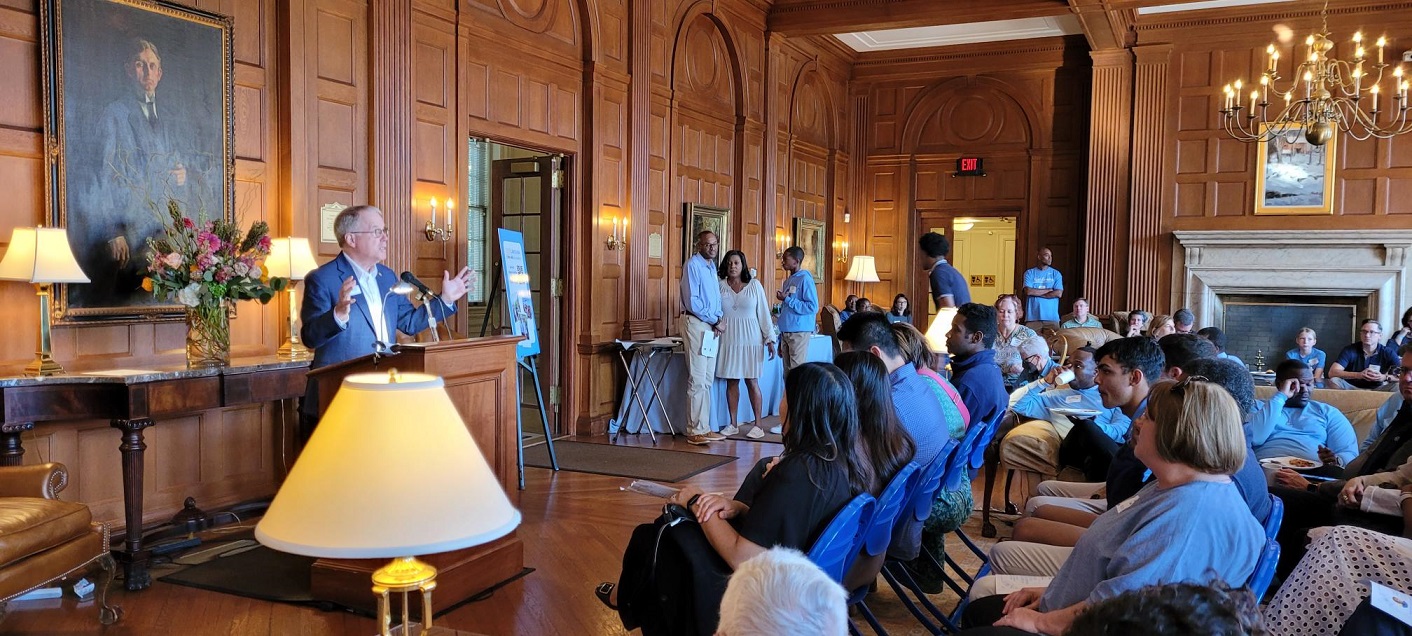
481, 261, 560, 488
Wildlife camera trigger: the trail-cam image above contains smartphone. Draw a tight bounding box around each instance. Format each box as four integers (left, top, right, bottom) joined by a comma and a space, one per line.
1369, 364, 1382, 373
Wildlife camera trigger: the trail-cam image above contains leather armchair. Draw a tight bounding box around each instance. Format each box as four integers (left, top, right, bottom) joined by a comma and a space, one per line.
0, 463, 119, 625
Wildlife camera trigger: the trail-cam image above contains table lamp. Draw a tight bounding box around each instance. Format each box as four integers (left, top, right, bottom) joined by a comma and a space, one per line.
924, 307, 959, 355
264, 238, 319, 361
0, 227, 90, 376
844, 255, 880, 297
256, 371, 520, 636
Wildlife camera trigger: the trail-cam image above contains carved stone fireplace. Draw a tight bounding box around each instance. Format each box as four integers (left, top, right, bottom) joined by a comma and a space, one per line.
1171, 230, 1412, 365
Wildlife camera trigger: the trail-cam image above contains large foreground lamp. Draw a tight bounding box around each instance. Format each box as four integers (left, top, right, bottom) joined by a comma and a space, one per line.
0, 227, 90, 376
256, 372, 521, 636
265, 238, 319, 361
844, 255, 880, 298
924, 307, 959, 355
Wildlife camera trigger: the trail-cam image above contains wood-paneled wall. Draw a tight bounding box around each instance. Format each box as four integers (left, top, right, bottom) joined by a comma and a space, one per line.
848, 37, 1091, 315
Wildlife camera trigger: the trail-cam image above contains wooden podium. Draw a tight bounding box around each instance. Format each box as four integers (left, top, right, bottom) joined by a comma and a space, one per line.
303, 336, 525, 615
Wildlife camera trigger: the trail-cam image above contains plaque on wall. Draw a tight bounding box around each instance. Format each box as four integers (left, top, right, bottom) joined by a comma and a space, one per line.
320, 203, 345, 243
648, 233, 663, 259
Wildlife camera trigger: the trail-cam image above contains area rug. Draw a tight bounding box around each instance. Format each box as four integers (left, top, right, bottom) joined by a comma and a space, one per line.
524, 440, 736, 482
159, 537, 533, 618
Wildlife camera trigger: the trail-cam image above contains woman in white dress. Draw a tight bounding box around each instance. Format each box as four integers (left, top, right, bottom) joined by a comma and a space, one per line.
717, 250, 777, 439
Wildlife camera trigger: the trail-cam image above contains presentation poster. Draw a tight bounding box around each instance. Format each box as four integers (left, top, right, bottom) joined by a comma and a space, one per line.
497, 228, 540, 359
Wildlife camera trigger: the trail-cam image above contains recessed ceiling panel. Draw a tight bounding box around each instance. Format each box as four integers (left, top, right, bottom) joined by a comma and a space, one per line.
835, 15, 1083, 52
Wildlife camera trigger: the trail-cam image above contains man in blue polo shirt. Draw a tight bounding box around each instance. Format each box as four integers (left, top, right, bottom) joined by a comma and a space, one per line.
919, 232, 970, 310
1247, 359, 1358, 468
775, 245, 818, 373
1021, 248, 1063, 330
1330, 319, 1399, 390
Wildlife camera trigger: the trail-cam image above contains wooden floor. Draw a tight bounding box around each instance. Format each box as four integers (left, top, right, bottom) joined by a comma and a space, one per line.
1, 426, 1012, 635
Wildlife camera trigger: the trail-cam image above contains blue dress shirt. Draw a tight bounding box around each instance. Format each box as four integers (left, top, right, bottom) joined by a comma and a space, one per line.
777, 269, 818, 333
680, 254, 722, 324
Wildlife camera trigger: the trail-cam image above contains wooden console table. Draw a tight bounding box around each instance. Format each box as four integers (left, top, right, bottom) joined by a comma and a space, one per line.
0, 357, 309, 590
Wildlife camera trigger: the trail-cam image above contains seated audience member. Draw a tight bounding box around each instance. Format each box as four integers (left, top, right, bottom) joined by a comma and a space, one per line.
1330, 319, 1399, 390
1125, 310, 1151, 337
1197, 326, 1246, 369
1011, 357, 1270, 552
839, 294, 858, 321
1060, 582, 1266, 636
1061, 298, 1103, 329
1287, 326, 1328, 380
837, 313, 951, 472
1392, 306, 1412, 350
1147, 314, 1176, 339
994, 294, 1041, 390
1054, 337, 1164, 482
855, 297, 874, 314
1011, 346, 1130, 444
1363, 391, 1406, 452
1246, 359, 1358, 470
606, 363, 868, 635
947, 303, 1008, 430
834, 352, 918, 590
960, 377, 1264, 635
717, 548, 848, 636
890, 321, 971, 429
1271, 344, 1412, 575
1173, 308, 1196, 335
1265, 525, 1412, 636
886, 293, 912, 324
1014, 336, 1059, 386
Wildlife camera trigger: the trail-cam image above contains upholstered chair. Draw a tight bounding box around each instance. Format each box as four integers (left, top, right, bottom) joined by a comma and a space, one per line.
0, 463, 119, 625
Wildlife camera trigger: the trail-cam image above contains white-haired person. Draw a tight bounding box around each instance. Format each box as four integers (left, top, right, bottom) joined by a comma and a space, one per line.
716, 548, 847, 636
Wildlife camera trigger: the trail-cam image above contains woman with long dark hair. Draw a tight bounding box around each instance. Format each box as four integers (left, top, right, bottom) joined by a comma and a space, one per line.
834, 351, 916, 494
715, 249, 777, 438
602, 363, 869, 635
887, 293, 913, 323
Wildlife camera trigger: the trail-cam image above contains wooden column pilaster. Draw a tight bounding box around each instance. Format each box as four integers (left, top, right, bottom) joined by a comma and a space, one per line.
1126, 44, 1173, 312
370, 0, 414, 273
1082, 49, 1134, 315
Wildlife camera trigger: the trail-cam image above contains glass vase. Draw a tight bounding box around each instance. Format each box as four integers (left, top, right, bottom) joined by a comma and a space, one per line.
186, 300, 231, 368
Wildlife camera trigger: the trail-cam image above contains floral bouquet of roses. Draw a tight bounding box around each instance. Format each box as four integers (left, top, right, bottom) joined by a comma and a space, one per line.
144, 200, 287, 306
144, 201, 287, 365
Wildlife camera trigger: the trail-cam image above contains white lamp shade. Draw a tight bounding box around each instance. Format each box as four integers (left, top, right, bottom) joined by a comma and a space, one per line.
256, 372, 521, 558
0, 227, 90, 284
844, 255, 880, 283
264, 237, 319, 281
924, 308, 958, 354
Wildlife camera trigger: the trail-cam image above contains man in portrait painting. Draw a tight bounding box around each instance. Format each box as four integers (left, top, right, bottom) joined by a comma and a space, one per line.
78, 37, 218, 307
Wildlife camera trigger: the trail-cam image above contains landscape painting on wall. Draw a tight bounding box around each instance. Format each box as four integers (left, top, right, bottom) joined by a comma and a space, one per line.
1254, 124, 1336, 215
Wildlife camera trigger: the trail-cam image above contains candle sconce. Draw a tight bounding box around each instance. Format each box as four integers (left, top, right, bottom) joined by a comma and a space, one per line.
775, 231, 791, 257
835, 240, 849, 263
424, 197, 454, 242
605, 215, 627, 250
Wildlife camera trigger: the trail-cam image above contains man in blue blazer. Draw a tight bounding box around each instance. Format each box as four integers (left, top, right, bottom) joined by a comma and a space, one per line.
300, 205, 473, 427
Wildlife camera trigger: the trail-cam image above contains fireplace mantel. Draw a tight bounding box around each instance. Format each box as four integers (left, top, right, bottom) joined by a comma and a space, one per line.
1171, 230, 1412, 332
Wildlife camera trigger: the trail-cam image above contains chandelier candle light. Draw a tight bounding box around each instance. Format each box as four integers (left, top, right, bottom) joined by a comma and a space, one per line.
1217, 1, 1411, 144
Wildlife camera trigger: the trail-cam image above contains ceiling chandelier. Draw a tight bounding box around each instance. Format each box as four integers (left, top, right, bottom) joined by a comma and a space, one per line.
1217, 1, 1410, 145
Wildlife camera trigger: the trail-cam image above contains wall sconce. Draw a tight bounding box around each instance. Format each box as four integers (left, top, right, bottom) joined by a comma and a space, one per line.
605, 215, 627, 250
775, 231, 792, 257
836, 240, 849, 263
424, 197, 454, 242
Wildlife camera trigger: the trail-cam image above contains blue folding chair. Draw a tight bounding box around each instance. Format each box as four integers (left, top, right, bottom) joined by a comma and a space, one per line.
807, 492, 876, 583
947, 412, 1007, 577
847, 462, 921, 636
878, 439, 970, 635
1247, 537, 1281, 599
1263, 493, 1284, 540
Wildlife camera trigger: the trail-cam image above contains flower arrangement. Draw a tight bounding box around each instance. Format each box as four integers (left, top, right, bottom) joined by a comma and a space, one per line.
144, 201, 287, 366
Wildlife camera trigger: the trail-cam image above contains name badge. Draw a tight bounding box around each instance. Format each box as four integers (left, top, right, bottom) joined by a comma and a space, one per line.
1113, 495, 1140, 514
1065, 395, 1083, 403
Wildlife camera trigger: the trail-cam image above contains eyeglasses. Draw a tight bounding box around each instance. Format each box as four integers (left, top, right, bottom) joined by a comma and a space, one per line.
348, 228, 389, 237
1394, 367, 1412, 379
1171, 374, 1212, 396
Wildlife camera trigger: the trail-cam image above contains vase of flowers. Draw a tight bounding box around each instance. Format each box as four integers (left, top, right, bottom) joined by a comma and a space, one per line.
145, 202, 287, 368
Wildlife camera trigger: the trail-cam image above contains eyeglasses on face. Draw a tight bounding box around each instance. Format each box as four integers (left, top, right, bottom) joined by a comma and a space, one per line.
349, 228, 389, 237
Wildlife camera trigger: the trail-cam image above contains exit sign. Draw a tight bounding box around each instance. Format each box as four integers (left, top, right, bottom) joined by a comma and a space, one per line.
954, 157, 986, 177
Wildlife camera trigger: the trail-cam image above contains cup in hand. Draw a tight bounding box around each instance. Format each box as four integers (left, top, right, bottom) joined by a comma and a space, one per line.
1369, 365, 1382, 374
1056, 369, 1076, 386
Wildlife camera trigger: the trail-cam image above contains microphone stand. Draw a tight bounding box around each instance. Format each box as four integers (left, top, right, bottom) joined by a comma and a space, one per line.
423, 292, 441, 343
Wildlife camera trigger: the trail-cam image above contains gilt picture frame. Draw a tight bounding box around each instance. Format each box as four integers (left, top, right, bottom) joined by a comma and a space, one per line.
1254, 124, 1337, 216
683, 203, 731, 263
41, 0, 235, 322
792, 217, 826, 278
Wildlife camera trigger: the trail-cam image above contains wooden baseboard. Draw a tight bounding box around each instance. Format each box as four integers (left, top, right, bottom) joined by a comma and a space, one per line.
310, 533, 524, 616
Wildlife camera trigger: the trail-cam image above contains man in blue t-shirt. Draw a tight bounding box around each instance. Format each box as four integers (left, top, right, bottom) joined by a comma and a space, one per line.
1330, 319, 1399, 390
1246, 359, 1358, 467
919, 232, 970, 310
1022, 248, 1063, 329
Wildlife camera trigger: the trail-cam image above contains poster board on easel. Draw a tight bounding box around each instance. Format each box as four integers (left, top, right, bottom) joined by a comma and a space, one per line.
497, 228, 540, 361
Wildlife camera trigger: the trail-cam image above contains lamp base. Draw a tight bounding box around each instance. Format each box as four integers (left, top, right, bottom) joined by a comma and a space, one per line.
23, 355, 65, 377
277, 340, 312, 361
373, 556, 438, 636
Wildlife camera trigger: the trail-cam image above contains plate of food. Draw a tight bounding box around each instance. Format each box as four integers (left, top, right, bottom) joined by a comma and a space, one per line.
1051, 407, 1103, 418
1260, 456, 1320, 471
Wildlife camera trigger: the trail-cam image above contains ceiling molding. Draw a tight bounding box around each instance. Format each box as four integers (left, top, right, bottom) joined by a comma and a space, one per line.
1135, 0, 1294, 14
835, 15, 1084, 52
1134, 0, 1412, 31
768, 0, 1071, 37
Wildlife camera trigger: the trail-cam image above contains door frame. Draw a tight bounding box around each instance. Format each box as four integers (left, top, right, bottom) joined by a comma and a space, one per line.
914, 206, 1023, 318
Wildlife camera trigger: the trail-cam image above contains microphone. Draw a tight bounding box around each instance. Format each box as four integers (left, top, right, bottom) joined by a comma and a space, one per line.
400, 271, 436, 299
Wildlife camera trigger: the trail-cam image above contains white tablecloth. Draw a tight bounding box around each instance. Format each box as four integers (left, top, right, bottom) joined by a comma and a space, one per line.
611, 334, 833, 434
